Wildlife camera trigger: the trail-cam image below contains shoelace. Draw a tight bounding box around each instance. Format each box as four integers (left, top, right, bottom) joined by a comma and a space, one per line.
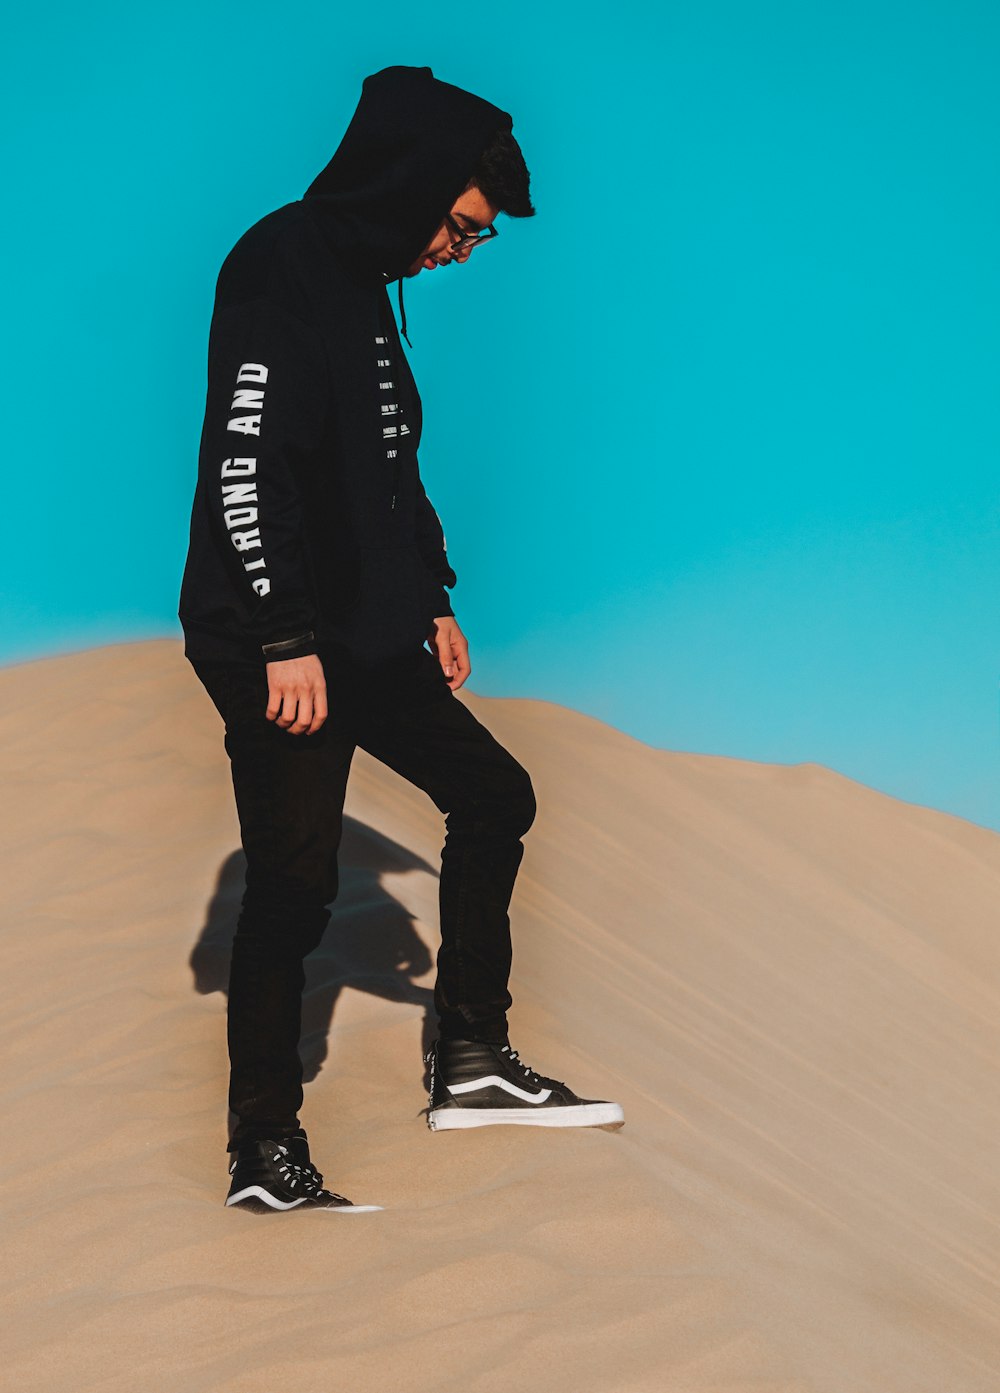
423, 1041, 565, 1090
423, 1041, 569, 1096
272, 1144, 350, 1204
499, 1044, 565, 1089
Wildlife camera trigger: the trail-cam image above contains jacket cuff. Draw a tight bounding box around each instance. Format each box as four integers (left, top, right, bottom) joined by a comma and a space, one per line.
425, 581, 454, 621
261, 630, 317, 661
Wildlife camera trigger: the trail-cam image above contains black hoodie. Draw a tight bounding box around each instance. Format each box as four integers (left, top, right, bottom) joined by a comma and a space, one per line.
177, 65, 513, 667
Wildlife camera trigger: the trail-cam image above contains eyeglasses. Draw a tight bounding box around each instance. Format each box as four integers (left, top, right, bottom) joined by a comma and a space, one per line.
444, 211, 499, 253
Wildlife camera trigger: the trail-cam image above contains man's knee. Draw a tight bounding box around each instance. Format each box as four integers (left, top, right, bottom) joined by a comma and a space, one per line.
512, 767, 537, 837
239, 871, 336, 956
449, 763, 536, 838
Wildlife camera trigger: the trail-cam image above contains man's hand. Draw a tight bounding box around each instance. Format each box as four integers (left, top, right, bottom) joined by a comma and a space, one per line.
427, 615, 470, 690
265, 653, 328, 735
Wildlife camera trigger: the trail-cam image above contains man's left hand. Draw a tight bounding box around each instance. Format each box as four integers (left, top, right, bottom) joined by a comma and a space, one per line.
426, 615, 470, 690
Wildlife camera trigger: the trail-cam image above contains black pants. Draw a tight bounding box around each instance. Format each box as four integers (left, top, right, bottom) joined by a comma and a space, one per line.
190, 641, 536, 1150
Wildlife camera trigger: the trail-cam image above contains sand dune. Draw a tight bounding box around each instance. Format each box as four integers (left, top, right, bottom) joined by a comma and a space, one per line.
1, 638, 997, 1392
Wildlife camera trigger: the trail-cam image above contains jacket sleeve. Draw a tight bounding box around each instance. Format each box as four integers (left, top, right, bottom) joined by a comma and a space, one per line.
199, 295, 328, 660
413, 474, 458, 619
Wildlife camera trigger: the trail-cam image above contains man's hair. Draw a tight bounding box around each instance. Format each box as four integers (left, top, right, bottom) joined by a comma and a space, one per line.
465, 128, 536, 218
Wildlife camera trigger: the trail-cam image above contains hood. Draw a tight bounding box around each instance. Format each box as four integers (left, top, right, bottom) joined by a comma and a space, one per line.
303, 64, 513, 288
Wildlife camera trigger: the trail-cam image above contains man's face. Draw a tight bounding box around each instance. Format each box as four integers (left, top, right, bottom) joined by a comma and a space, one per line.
405, 186, 501, 277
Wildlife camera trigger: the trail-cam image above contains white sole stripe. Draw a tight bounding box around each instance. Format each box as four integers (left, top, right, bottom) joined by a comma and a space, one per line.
226, 1185, 306, 1210
226, 1184, 383, 1212
448, 1075, 553, 1104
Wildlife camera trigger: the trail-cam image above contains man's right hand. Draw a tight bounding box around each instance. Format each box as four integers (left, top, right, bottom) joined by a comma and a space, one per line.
265, 653, 328, 735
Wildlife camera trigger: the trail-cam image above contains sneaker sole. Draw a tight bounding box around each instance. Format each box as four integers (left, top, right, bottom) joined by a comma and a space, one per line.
226, 1185, 383, 1212
428, 1103, 625, 1131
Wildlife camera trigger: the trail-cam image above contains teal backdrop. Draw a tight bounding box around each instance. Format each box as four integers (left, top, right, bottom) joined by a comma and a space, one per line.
4, 2, 999, 831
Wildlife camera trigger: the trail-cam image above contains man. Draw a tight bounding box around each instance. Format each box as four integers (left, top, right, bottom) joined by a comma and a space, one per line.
179, 64, 624, 1215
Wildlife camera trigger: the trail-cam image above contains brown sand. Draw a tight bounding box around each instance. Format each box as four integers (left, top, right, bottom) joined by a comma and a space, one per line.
1, 638, 997, 1392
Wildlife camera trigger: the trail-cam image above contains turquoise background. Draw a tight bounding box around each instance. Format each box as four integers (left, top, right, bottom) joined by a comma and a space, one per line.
4, 2, 999, 831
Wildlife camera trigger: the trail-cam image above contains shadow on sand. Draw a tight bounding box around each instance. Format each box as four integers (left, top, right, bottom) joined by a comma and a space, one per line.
189, 814, 440, 1130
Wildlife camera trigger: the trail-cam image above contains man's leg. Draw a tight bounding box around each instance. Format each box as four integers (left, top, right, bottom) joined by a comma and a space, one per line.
190, 656, 356, 1151
350, 645, 624, 1133
350, 645, 537, 1044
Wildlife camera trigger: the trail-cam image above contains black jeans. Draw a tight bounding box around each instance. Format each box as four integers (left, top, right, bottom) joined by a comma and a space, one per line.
190, 641, 536, 1150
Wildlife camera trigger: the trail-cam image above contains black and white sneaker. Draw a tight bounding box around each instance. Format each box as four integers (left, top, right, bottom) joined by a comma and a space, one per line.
225, 1132, 382, 1213
425, 1039, 625, 1131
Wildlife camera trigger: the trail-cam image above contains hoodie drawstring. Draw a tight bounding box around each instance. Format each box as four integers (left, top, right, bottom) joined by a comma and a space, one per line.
397, 276, 413, 349
382, 276, 411, 512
